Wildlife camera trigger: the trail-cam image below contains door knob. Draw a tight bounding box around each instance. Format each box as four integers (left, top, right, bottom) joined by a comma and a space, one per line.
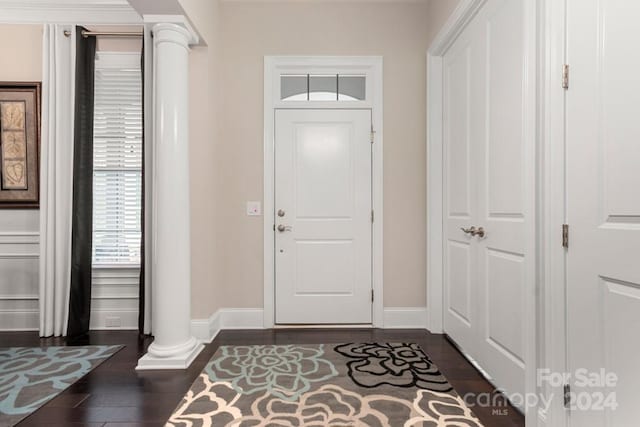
277, 224, 292, 232
460, 226, 486, 238
461, 226, 477, 235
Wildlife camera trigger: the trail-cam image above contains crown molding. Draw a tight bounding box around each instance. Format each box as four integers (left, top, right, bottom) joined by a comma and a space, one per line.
0, 0, 142, 25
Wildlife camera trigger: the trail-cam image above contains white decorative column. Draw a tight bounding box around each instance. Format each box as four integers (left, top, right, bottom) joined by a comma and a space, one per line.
137, 23, 203, 370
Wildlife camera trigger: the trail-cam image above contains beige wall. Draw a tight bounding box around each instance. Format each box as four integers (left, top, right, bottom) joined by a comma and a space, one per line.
189, 45, 222, 317
0, 24, 43, 330
0, 25, 42, 81
178, 0, 216, 44
1, 2, 464, 322
179, 0, 223, 317
0, 24, 42, 233
427, 0, 461, 42
210, 1, 432, 310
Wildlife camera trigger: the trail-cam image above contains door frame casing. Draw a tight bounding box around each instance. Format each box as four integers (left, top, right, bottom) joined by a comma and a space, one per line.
426, 0, 540, 425
538, 0, 568, 425
263, 56, 384, 328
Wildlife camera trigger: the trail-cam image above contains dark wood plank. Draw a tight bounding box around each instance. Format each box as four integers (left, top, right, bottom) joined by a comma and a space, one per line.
0, 329, 524, 426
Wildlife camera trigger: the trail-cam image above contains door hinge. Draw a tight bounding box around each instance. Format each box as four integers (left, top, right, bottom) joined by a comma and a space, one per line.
562, 224, 569, 248
370, 127, 376, 144
371, 289, 374, 302
371, 210, 374, 223
563, 383, 572, 408
562, 64, 569, 89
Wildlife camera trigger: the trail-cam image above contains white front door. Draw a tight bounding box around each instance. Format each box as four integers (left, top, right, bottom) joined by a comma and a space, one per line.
274, 109, 372, 324
442, 0, 531, 410
566, 1, 640, 425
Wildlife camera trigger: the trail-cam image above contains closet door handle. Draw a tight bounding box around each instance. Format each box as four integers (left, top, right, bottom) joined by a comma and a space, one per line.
460, 226, 477, 235
460, 226, 486, 238
473, 227, 485, 238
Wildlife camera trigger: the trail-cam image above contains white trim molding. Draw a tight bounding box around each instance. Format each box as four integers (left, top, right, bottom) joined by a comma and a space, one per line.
191, 309, 264, 343
263, 56, 384, 329
191, 311, 221, 343
0, 0, 143, 25
221, 308, 265, 330
89, 267, 140, 330
382, 307, 427, 329
540, 0, 568, 426
191, 307, 429, 343
0, 231, 40, 331
0, 232, 40, 245
0, 308, 39, 331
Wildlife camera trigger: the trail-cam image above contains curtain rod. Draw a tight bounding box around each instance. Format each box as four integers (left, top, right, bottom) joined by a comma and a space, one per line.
63, 30, 143, 38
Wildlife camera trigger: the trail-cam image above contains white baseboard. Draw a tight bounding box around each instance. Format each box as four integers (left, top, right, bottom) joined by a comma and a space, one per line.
0, 309, 39, 331
383, 307, 428, 328
191, 310, 221, 343
90, 309, 139, 330
220, 308, 265, 329
191, 307, 428, 342
191, 308, 264, 343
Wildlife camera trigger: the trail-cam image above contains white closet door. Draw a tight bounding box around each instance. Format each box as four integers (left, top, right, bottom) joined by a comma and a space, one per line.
443, 12, 483, 362
443, 0, 531, 411
474, 0, 530, 407
566, 0, 640, 425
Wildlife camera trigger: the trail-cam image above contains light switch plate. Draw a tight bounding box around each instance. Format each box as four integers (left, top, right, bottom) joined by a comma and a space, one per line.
247, 201, 261, 216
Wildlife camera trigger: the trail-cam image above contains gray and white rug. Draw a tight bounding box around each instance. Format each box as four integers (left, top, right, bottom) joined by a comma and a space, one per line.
168, 343, 483, 426
0, 345, 121, 426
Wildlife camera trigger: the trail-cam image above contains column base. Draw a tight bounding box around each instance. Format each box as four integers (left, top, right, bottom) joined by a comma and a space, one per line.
136, 336, 204, 370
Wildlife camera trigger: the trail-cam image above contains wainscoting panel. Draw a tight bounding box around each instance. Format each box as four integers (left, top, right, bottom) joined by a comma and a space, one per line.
0, 229, 39, 331
90, 267, 140, 330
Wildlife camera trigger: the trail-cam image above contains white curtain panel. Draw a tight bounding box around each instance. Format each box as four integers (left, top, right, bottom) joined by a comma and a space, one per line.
39, 24, 76, 337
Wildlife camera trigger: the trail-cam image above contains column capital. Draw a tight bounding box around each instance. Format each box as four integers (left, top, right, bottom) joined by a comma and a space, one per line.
144, 15, 199, 45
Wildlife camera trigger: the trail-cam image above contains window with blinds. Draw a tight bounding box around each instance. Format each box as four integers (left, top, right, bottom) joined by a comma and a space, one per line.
92, 52, 142, 266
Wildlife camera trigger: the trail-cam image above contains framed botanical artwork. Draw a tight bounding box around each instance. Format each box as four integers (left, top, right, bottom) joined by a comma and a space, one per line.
0, 82, 40, 208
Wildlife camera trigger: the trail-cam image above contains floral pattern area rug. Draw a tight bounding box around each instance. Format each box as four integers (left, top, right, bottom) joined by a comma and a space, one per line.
167, 343, 483, 426
0, 345, 121, 426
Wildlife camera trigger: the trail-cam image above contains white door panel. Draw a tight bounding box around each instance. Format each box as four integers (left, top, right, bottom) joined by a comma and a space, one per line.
443, 0, 529, 411
476, 0, 528, 402
567, 1, 640, 425
275, 109, 372, 324
444, 20, 478, 356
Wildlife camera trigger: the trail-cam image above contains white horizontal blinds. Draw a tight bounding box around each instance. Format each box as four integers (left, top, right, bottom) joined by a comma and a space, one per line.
92, 53, 142, 265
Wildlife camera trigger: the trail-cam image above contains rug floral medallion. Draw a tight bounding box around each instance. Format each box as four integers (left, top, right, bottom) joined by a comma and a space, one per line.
167, 343, 483, 426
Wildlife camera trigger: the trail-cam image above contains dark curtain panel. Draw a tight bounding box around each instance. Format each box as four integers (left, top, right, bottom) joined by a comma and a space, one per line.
138, 43, 147, 335
67, 27, 96, 342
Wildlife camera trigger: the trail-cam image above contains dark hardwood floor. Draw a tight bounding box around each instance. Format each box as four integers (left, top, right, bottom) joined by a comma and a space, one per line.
1, 329, 524, 426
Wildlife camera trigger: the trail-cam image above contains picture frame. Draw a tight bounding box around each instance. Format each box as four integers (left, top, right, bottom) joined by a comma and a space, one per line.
0, 82, 41, 208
